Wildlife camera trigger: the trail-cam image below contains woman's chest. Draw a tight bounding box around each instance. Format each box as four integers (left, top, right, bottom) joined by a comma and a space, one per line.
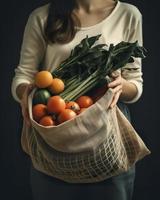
44, 24, 127, 71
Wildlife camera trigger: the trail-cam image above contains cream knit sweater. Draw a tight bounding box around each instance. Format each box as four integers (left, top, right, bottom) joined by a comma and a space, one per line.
11, 0, 143, 104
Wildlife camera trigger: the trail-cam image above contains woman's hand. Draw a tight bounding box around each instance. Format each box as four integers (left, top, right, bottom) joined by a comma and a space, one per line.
107, 71, 124, 108
20, 83, 35, 127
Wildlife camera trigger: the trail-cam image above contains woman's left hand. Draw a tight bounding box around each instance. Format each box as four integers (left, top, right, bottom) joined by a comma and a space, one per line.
107, 71, 124, 108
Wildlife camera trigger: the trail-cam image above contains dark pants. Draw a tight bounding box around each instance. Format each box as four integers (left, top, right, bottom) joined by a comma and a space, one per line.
30, 101, 135, 200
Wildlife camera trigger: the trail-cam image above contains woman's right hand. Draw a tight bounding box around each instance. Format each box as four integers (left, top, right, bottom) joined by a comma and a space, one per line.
20, 83, 35, 127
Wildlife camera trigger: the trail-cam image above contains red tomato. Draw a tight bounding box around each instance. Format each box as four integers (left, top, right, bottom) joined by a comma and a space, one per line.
32, 104, 47, 122
39, 116, 55, 126
66, 101, 80, 112
47, 96, 66, 114
58, 109, 77, 124
76, 96, 93, 108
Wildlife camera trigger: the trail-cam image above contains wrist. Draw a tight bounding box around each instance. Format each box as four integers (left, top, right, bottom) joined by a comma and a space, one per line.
119, 78, 138, 102
16, 83, 30, 101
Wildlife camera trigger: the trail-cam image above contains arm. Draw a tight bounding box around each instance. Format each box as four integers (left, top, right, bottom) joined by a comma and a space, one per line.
120, 11, 143, 103
16, 83, 31, 101
108, 10, 144, 107
119, 77, 140, 102
11, 9, 47, 103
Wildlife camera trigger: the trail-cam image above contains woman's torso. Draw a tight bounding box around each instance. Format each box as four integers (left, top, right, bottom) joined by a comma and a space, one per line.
34, 1, 140, 76
27, 0, 142, 120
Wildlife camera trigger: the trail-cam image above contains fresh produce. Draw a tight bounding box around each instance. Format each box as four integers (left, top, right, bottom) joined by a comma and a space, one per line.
33, 89, 51, 105
47, 96, 66, 114
58, 109, 77, 123
51, 34, 146, 102
39, 116, 56, 126
65, 101, 80, 112
35, 71, 53, 88
48, 78, 65, 94
32, 104, 48, 122
76, 96, 93, 108
32, 34, 147, 126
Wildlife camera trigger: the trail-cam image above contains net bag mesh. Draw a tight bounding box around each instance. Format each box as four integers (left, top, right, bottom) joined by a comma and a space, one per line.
20, 87, 150, 183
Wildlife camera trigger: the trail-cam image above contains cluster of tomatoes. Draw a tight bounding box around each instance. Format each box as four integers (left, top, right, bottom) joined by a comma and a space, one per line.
32, 71, 93, 126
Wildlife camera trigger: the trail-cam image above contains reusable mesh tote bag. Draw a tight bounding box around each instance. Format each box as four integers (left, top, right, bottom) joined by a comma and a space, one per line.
20, 85, 150, 184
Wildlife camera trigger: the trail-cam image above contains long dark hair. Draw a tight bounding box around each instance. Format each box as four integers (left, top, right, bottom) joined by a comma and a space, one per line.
44, 0, 80, 44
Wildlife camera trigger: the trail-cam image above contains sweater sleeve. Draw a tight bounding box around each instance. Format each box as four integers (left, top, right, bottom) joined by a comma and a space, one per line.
11, 10, 47, 103
121, 11, 143, 104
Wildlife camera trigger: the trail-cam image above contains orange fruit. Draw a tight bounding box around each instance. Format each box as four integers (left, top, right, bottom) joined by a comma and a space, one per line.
48, 78, 65, 94
32, 104, 48, 122
35, 71, 53, 88
58, 109, 77, 124
65, 101, 80, 112
76, 96, 93, 108
39, 116, 55, 126
47, 96, 66, 114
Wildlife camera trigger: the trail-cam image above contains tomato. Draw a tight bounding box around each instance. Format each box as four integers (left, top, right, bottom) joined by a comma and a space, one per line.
58, 109, 77, 124
48, 78, 65, 94
76, 96, 93, 108
39, 116, 55, 126
47, 96, 66, 114
35, 71, 53, 88
65, 101, 80, 112
32, 104, 48, 122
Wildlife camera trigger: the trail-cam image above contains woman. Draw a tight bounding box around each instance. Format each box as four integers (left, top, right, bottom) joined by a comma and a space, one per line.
11, 0, 143, 199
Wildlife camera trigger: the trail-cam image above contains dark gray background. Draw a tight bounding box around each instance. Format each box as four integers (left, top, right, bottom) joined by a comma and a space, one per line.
1, 0, 159, 199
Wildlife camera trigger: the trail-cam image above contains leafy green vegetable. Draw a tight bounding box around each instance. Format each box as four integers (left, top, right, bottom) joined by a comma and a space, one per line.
51, 34, 147, 102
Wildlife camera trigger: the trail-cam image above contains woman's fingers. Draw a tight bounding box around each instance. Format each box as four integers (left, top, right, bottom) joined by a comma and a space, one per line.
108, 76, 121, 88
109, 70, 120, 77
107, 71, 123, 108
110, 89, 122, 108
109, 84, 122, 108
112, 84, 122, 93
